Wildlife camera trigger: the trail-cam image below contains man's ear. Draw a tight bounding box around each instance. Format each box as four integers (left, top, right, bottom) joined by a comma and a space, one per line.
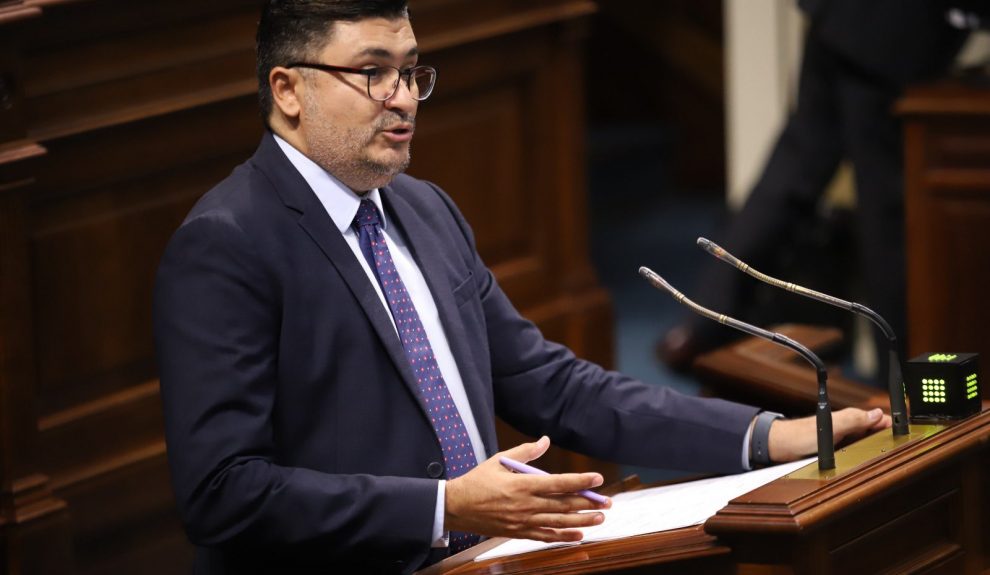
270, 66, 303, 120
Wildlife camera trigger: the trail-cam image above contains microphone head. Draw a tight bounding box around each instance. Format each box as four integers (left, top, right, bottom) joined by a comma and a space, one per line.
638, 266, 676, 297
696, 237, 722, 257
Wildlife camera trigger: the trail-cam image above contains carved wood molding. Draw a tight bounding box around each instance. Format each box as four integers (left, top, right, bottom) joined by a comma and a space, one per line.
31, 78, 258, 143
0, 139, 45, 194
418, 525, 731, 575
0, 472, 67, 527
706, 410, 990, 535
896, 81, 990, 116
0, 1, 41, 26
416, 0, 597, 54
705, 411, 990, 572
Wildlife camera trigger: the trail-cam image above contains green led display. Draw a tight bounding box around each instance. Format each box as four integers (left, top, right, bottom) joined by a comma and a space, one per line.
921, 377, 947, 403
907, 352, 980, 420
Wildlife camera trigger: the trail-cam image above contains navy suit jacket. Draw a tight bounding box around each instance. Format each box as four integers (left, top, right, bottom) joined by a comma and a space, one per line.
153, 132, 760, 573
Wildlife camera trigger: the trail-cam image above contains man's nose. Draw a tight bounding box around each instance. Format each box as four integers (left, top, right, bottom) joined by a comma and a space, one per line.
384, 79, 418, 112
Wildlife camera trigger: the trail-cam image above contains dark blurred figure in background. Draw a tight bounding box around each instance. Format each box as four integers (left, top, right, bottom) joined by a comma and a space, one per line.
660, 0, 980, 382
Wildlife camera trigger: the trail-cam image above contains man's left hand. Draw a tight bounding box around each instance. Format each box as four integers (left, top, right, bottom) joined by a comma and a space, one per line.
768, 407, 891, 463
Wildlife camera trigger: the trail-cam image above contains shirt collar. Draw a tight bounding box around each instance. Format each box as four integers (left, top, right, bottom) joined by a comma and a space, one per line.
272, 133, 387, 233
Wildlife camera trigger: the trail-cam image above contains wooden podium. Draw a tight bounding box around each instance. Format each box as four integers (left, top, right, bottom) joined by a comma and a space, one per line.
421, 409, 990, 574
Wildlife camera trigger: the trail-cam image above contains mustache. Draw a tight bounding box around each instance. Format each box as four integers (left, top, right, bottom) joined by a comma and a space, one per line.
375, 112, 415, 131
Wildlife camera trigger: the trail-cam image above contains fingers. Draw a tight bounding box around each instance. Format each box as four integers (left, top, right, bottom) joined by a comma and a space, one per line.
529, 510, 606, 530
444, 437, 612, 539
517, 526, 588, 543
863, 407, 885, 427
835, 407, 888, 433
830, 407, 892, 447
496, 437, 607, 502
522, 472, 606, 498
870, 409, 893, 430
769, 407, 894, 463
500, 435, 551, 464
526, 492, 610, 515
503, 508, 606, 543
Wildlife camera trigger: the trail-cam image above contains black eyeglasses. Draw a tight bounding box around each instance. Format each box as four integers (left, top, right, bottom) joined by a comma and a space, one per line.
287, 62, 437, 102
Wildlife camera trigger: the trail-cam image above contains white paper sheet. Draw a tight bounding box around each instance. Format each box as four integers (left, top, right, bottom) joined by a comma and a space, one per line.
474, 457, 815, 562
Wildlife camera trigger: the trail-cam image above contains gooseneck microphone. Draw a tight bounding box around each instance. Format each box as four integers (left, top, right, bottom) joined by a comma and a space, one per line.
696, 237, 909, 436
639, 266, 835, 471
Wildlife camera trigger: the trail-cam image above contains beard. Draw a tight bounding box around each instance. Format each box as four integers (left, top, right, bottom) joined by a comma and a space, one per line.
302, 94, 414, 192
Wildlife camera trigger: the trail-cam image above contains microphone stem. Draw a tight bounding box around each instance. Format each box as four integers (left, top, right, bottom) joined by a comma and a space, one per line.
700, 238, 910, 437
886, 348, 910, 435
776, 333, 835, 471
815, 366, 835, 470
639, 267, 837, 470
851, 304, 909, 436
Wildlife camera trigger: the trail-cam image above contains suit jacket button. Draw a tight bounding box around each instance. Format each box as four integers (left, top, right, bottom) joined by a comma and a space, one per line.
427, 461, 444, 478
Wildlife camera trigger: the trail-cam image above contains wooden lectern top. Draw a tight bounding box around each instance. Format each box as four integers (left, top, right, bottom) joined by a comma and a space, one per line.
421, 409, 990, 575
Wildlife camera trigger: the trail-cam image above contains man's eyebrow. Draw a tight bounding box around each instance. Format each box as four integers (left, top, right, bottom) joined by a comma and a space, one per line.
354, 46, 419, 60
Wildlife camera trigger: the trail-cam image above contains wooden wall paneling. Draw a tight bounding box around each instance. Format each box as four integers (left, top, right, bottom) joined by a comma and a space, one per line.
0, 36, 25, 142
1, 184, 75, 575
30, 100, 261, 412
410, 28, 550, 309
56, 453, 191, 575
25, 101, 262, 573
21, 0, 260, 142
899, 85, 990, 403
530, 17, 597, 297
0, 10, 75, 573
2, 1, 265, 572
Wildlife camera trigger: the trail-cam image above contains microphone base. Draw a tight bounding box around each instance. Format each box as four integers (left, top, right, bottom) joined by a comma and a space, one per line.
787, 421, 952, 481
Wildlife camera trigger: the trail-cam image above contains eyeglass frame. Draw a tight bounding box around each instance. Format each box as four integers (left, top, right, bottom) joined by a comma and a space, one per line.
286, 62, 437, 102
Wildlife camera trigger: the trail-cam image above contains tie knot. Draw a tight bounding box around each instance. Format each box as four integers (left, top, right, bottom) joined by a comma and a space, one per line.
354, 199, 381, 229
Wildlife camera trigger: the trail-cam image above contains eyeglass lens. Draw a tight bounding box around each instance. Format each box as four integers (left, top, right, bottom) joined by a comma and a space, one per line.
369, 67, 436, 101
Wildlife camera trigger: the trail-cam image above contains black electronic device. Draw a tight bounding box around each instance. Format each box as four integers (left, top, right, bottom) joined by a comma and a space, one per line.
904, 353, 980, 420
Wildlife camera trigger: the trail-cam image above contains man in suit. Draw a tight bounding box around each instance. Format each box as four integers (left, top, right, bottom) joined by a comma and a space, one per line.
153, 1, 890, 572
661, 0, 971, 374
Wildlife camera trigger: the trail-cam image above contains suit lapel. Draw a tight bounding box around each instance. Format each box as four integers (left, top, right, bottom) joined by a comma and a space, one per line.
252, 134, 433, 426
297, 209, 421, 386
383, 188, 498, 456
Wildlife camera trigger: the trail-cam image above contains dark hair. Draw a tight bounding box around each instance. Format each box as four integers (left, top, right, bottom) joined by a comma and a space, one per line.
256, 0, 410, 123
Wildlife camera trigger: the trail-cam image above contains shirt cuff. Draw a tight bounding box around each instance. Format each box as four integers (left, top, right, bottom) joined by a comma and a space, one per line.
432, 480, 449, 548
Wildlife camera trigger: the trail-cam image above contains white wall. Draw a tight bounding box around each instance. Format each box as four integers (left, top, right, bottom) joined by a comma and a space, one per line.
723, 0, 804, 209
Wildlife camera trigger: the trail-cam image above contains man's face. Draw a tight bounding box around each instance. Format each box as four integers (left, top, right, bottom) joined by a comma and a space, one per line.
298, 17, 420, 192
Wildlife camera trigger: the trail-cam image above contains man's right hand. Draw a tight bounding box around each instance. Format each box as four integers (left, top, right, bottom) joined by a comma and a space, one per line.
443, 436, 610, 542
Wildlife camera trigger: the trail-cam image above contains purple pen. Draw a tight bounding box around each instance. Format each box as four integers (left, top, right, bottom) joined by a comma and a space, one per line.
499, 456, 610, 504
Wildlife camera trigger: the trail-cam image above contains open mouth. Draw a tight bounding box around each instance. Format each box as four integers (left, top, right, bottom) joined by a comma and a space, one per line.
381, 124, 414, 143
384, 124, 413, 136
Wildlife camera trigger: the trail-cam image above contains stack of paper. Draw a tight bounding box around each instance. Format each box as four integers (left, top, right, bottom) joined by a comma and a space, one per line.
475, 457, 814, 561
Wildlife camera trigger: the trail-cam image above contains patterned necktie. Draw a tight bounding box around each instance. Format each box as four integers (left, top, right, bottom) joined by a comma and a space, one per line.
353, 199, 480, 553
